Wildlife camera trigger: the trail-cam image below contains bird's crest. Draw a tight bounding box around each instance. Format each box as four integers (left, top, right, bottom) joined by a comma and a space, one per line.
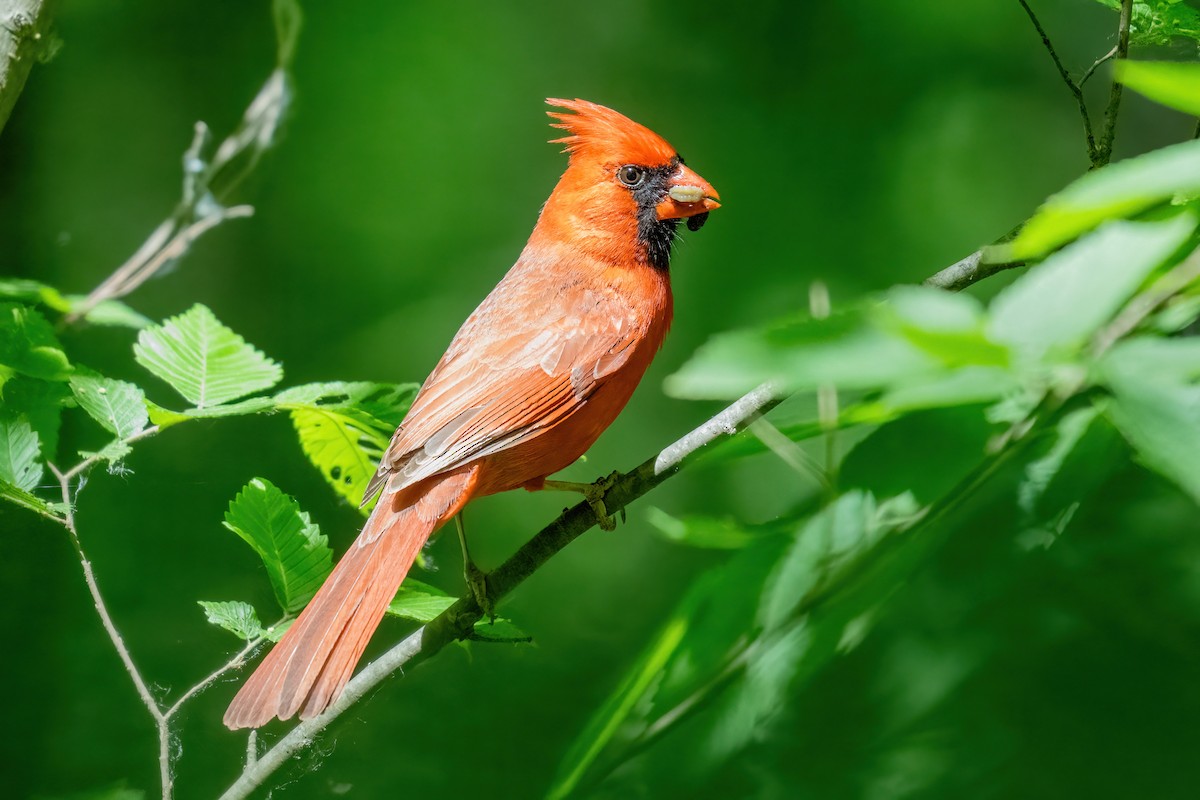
546, 98, 678, 166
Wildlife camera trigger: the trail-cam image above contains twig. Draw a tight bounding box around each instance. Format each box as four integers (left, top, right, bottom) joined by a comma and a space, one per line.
164, 635, 267, 720
0, 0, 56, 135
1017, 0, 1098, 164
1079, 44, 1118, 87
1094, 0, 1133, 167
48, 462, 173, 798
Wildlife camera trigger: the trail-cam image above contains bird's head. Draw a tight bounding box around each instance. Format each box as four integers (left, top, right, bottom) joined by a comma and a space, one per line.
539, 98, 720, 271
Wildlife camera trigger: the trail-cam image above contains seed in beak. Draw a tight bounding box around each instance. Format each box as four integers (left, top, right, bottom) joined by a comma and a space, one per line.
669, 185, 706, 204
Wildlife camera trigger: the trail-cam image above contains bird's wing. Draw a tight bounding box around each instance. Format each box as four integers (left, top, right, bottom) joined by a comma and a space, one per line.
363, 273, 644, 501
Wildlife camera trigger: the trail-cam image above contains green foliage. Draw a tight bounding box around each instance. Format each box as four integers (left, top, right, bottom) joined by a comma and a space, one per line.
222, 477, 332, 613
1003, 141, 1200, 259
69, 368, 149, 440
0, 303, 71, 382
645, 507, 762, 549
134, 304, 282, 409
988, 215, 1195, 357
198, 600, 265, 641
277, 382, 416, 508
0, 416, 43, 492
387, 579, 456, 622
1094, 0, 1200, 45
2, 376, 71, 459
1098, 337, 1200, 503
1117, 60, 1200, 116
0, 279, 150, 328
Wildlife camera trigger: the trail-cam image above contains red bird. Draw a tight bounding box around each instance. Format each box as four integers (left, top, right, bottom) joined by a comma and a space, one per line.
224, 98, 719, 728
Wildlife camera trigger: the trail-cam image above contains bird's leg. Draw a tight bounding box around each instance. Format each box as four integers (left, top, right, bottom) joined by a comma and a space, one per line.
541, 471, 622, 531
455, 513, 494, 621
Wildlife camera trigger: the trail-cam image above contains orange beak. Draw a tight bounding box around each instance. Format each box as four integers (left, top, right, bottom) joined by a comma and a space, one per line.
655, 163, 721, 221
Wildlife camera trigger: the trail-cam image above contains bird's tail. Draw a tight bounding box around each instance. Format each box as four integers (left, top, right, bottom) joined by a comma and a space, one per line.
223, 467, 478, 729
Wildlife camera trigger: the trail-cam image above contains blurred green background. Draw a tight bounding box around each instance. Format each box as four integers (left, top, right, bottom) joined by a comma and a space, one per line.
4, 0, 1200, 797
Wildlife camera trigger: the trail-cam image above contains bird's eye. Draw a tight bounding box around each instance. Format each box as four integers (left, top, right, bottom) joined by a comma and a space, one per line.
617, 165, 646, 187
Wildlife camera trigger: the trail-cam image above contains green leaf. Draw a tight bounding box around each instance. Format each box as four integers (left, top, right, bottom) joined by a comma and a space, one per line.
198, 600, 265, 640
1093, 1, 1200, 46
263, 617, 294, 642
1, 376, 71, 459
78, 440, 134, 469
223, 478, 333, 613
988, 216, 1196, 357
881, 286, 1009, 367
0, 478, 58, 518
290, 407, 390, 509
134, 304, 282, 408
274, 380, 418, 428
69, 368, 149, 439
1117, 60, 1200, 116
1098, 337, 1200, 504
1004, 140, 1200, 258
66, 297, 153, 329
666, 302, 939, 400
0, 415, 43, 492
0, 278, 70, 312
387, 579, 456, 623
471, 617, 531, 642
645, 507, 761, 549
0, 303, 72, 381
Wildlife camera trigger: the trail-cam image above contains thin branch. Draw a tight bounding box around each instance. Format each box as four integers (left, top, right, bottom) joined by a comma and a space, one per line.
923, 249, 1025, 292
0, 0, 56, 135
47, 462, 173, 798
1079, 44, 1118, 88
1094, 0, 1133, 167
164, 635, 268, 720
1018, 0, 1098, 164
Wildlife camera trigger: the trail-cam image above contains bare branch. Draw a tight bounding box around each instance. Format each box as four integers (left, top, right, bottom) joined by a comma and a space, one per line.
923, 249, 1025, 292
1094, 0, 1133, 168
1017, 0, 1097, 164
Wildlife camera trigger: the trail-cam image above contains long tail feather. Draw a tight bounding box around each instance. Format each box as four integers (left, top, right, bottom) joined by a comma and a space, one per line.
224, 467, 477, 729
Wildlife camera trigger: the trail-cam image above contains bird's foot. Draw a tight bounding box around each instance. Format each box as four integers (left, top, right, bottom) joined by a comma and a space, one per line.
543, 471, 622, 531
464, 560, 496, 622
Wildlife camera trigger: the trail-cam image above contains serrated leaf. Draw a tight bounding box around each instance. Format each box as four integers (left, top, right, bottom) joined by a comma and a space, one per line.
0, 303, 72, 381
472, 617, 531, 642
1005, 140, 1200, 258
989, 216, 1196, 357
78, 440, 134, 470
0, 478, 57, 518
223, 478, 332, 613
275, 380, 418, 427
0, 416, 42, 492
198, 600, 265, 641
1117, 60, 1200, 117
290, 407, 391, 510
145, 401, 192, 430
134, 304, 282, 408
69, 368, 148, 439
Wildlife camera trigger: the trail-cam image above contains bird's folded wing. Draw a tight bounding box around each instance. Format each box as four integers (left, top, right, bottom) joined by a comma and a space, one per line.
362, 283, 642, 502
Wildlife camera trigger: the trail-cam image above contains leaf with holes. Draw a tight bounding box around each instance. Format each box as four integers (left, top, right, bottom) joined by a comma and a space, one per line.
133, 304, 282, 409
0, 416, 43, 493
198, 600, 265, 641
291, 407, 391, 510
223, 478, 333, 613
70, 368, 149, 439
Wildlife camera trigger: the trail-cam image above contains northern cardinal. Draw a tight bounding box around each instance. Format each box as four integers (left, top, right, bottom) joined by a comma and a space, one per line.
224, 98, 719, 728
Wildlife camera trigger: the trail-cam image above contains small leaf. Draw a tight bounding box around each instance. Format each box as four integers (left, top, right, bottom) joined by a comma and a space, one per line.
0, 477, 57, 518
471, 617, 531, 642
60, 295, 152, 329
387, 580, 456, 623
988, 216, 1196, 357
0, 303, 72, 381
223, 478, 333, 613
198, 600, 265, 641
0, 415, 43, 492
78, 440, 134, 470
134, 304, 282, 408
0, 278, 70, 312
1005, 140, 1200, 258
1117, 60, 1200, 117
69, 368, 149, 439
263, 617, 295, 642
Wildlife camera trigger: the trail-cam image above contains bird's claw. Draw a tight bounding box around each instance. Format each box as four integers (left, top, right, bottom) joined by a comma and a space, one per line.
464, 560, 496, 622
584, 471, 620, 532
